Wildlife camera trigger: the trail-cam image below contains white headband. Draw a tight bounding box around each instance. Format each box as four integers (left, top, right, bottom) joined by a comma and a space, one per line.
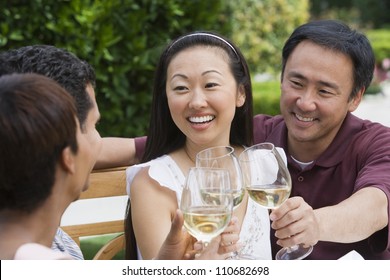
168, 32, 239, 58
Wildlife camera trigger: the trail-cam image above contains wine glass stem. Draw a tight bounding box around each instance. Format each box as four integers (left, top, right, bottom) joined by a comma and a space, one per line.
286, 244, 299, 253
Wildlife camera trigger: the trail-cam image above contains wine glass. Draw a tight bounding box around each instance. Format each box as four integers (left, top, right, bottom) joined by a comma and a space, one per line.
239, 142, 313, 260
196, 146, 244, 209
180, 167, 233, 247
196, 146, 255, 260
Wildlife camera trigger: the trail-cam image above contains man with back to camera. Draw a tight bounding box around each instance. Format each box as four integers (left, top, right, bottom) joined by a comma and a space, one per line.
0, 45, 138, 259
0, 73, 99, 259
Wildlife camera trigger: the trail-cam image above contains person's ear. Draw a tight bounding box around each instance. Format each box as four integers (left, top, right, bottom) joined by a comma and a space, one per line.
60, 146, 76, 174
236, 85, 246, 107
348, 87, 364, 112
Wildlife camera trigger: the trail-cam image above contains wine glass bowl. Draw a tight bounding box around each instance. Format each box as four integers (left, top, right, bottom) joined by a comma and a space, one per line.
196, 146, 258, 260
239, 142, 313, 260
180, 167, 233, 244
239, 142, 291, 209
196, 146, 244, 209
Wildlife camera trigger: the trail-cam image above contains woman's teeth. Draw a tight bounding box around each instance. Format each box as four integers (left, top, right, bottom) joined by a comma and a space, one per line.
189, 115, 215, 123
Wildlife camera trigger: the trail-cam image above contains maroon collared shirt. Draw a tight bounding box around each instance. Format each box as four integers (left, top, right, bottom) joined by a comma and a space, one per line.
254, 113, 390, 260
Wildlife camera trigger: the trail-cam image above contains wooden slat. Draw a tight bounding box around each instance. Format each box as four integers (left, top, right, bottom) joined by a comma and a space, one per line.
80, 166, 127, 199
61, 166, 130, 259
62, 220, 124, 239
93, 234, 125, 260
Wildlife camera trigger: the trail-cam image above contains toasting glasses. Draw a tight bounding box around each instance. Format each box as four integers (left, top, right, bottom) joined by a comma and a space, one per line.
196, 146, 256, 259
180, 167, 233, 247
196, 146, 244, 209
239, 142, 313, 260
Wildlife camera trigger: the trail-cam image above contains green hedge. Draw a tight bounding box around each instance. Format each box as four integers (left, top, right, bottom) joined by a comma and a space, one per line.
3, 1, 382, 133
252, 80, 281, 116
1, 0, 308, 136
0, 0, 229, 137
366, 29, 390, 63
366, 29, 390, 94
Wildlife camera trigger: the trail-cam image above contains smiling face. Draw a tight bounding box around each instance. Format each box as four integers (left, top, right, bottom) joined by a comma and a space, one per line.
280, 40, 363, 160
166, 46, 245, 150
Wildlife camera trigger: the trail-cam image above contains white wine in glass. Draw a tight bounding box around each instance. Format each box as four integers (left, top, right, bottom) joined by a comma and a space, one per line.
246, 184, 291, 209
181, 167, 233, 245
196, 146, 244, 209
197, 146, 256, 260
239, 142, 313, 260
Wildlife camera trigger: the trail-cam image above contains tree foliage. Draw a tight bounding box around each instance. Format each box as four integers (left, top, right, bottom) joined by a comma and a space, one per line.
366, 29, 390, 63
1, 0, 309, 137
310, 0, 390, 28
1, 0, 230, 137
227, 0, 309, 75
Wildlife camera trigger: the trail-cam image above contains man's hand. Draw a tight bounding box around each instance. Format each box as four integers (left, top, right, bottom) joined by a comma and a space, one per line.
270, 196, 319, 248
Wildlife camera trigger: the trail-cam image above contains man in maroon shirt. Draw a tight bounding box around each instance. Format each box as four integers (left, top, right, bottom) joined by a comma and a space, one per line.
134, 20, 390, 259
263, 20, 390, 260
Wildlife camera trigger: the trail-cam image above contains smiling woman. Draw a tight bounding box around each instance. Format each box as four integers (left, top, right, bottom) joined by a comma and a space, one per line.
166, 46, 243, 142
125, 31, 272, 260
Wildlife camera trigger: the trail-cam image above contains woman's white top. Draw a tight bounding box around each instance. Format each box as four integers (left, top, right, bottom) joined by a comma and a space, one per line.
126, 155, 272, 260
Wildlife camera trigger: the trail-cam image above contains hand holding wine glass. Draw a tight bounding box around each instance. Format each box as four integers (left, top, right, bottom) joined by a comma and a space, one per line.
180, 167, 233, 247
239, 142, 313, 260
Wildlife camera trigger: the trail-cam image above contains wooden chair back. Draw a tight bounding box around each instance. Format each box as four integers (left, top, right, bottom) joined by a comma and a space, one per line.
61, 166, 134, 260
